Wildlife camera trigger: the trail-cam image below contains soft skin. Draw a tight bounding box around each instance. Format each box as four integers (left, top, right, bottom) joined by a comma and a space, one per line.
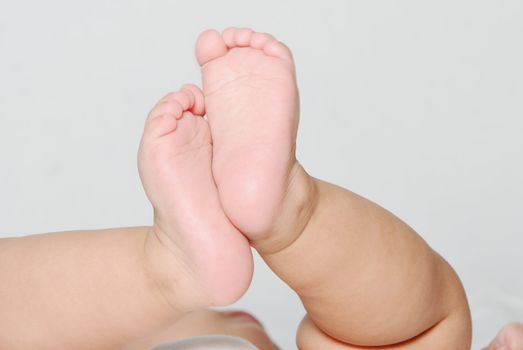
0, 27, 473, 349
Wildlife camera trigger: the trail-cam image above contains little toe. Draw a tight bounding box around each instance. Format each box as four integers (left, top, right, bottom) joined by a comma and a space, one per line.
195, 29, 229, 66
263, 40, 293, 61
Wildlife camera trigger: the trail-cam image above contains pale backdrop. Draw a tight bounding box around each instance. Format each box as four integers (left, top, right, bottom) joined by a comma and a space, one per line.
1, 1, 522, 349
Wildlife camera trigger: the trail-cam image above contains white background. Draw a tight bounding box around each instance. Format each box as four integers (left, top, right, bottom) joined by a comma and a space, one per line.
0, 1, 522, 349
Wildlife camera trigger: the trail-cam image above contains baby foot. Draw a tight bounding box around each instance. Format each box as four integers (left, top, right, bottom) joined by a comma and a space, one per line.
138, 84, 253, 306
195, 28, 302, 244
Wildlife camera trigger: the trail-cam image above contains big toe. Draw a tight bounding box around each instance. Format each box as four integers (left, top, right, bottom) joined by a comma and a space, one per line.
195, 29, 228, 66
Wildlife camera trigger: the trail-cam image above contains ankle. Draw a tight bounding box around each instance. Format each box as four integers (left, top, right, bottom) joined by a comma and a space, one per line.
252, 162, 319, 255
145, 222, 253, 308
142, 227, 212, 313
